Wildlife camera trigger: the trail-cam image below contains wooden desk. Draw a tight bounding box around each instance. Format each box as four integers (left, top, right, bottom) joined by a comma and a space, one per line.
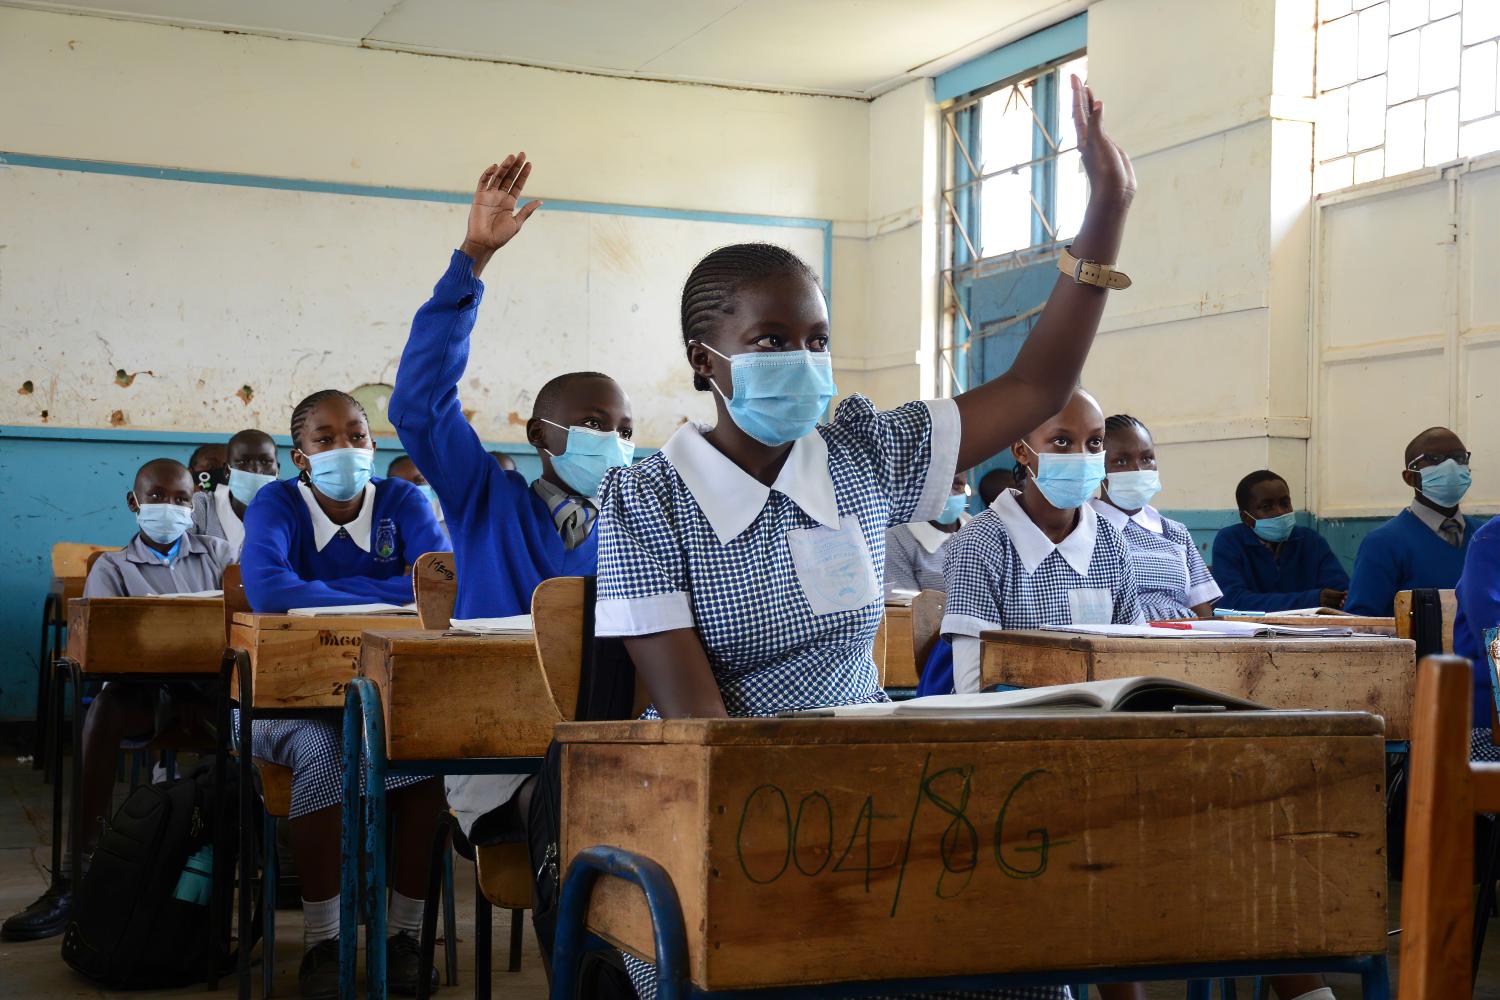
982, 629, 1417, 740
1220, 614, 1398, 636
882, 604, 919, 688
558, 712, 1386, 991
359, 629, 561, 761
52, 575, 85, 608
230, 612, 424, 710
67, 596, 225, 673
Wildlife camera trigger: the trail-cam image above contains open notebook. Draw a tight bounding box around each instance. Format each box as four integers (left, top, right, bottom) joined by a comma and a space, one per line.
783, 676, 1267, 718
154, 590, 224, 599
448, 615, 534, 636
1214, 606, 1350, 618
286, 603, 418, 617
1039, 621, 1361, 638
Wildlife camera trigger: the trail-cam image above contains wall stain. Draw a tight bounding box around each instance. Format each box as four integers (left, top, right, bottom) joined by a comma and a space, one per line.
506, 410, 527, 427
236, 385, 255, 405
18, 381, 33, 395
114, 369, 154, 388
108, 410, 126, 427
462, 408, 477, 422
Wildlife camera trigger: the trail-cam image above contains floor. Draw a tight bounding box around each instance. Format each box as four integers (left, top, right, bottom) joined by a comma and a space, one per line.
5, 754, 1500, 1000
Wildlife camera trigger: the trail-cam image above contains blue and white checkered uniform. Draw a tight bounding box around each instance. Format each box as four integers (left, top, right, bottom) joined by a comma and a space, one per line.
1090, 500, 1220, 620
597, 396, 1068, 1000
243, 716, 426, 819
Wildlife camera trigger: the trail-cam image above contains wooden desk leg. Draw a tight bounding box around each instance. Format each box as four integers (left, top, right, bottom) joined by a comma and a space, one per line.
235, 650, 255, 1000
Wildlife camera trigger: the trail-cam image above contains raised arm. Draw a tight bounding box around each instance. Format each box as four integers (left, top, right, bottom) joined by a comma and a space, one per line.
953, 77, 1136, 471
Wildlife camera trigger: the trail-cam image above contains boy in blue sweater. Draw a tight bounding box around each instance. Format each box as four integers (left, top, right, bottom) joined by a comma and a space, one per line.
1454, 518, 1500, 741
1211, 470, 1349, 612
240, 389, 449, 999
1346, 427, 1481, 616
388, 154, 634, 845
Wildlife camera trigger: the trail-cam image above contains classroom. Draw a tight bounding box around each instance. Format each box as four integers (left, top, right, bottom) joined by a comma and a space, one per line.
3, 0, 1499, 997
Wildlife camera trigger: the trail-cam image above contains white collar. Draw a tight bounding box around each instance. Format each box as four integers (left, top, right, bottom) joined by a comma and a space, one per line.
661, 422, 839, 545
212, 487, 246, 550
908, 513, 969, 554
1090, 498, 1163, 534
990, 489, 1097, 576
298, 480, 375, 552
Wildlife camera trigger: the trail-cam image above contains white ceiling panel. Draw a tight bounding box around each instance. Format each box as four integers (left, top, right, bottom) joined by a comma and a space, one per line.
4, 0, 1080, 98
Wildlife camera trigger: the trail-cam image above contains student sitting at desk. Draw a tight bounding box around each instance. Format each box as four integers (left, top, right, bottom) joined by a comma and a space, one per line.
597, 75, 1130, 1000
942, 387, 1142, 695
1, 458, 234, 943
1453, 516, 1500, 758
1210, 470, 1348, 613
188, 441, 228, 492
978, 464, 1023, 506
883, 472, 970, 596
190, 428, 280, 556
388, 154, 635, 849
240, 389, 449, 999
1345, 426, 1481, 616
1091, 414, 1219, 620
385, 453, 450, 542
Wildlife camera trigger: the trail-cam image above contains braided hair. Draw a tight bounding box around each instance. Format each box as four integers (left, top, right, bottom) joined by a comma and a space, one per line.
290, 389, 366, 451
680, 243, 820, 391
1104, 413, 1149, 439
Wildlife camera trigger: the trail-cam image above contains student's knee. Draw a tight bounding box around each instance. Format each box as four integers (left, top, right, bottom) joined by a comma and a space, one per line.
83, 685, 153, 745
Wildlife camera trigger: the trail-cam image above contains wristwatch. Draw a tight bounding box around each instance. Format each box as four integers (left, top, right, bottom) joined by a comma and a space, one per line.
1058, 246, 1131, 289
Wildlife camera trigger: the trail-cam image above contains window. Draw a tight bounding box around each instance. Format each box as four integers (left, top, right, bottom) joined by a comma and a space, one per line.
940, 52, 1087, 395
1315, 0, 1500, 194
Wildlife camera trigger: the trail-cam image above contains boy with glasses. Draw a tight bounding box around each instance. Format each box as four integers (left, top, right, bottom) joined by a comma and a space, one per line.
1345, 426, 1481, 615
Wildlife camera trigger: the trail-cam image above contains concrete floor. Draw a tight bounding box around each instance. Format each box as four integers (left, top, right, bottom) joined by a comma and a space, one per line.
5, 755, 1500, 999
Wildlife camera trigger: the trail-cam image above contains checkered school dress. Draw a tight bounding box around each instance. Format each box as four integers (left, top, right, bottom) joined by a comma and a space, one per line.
240, 714, 427, 818
941, 506, 1142, 636
1098, 505, 1220, 620
596, 395, 1068, 1000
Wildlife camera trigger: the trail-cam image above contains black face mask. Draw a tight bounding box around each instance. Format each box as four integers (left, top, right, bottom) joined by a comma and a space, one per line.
197, 466, 230, 489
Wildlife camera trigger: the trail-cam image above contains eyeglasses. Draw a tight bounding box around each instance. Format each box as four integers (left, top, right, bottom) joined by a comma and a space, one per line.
1406, 451, 1472, 470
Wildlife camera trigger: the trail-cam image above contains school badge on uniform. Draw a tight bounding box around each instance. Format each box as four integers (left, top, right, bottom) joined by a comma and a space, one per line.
375, 518, 398, 561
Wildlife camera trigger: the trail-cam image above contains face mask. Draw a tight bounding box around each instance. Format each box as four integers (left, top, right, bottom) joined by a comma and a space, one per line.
414, 483, 438, 506
541, 419, 634, 497
704, 344, 837, 447
228, 468, 276, 506
1021, 443, 1106, 510
304, 447, 373, 502
1417, 459, 1471, 508
1248, 511, 1296, 544
936, 492, 968, 525
133, 499, 194, 546
1105, 469, 1161, 511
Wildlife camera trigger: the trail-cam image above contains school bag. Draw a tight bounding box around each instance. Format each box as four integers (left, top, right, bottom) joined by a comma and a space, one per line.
61, 760, 248, 988
527, 576, 638, 997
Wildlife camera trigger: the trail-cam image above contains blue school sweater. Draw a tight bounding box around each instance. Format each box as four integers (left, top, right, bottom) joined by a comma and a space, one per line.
387, 250, 599, 619
240, 476, 448, 613
1455, 517, 1500, 728
1209, 522, 1349, 613
1344, 509, 1480, 616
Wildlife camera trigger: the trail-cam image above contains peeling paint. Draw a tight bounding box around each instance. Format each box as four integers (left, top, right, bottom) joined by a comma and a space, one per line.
18, 381, 33, 395
236, 384, 255, 405
462, 408, 477, 422
114, 368, 155, 388
506, 410, 526, 426
40, 409, 49, 422
108, 409, 126, 426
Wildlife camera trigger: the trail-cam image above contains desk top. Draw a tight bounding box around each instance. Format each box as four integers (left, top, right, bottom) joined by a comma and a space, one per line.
1221, 614, 1398, 634
231, 611, 421, 631
67, 596, 225, 674
980, 627, 1409, 652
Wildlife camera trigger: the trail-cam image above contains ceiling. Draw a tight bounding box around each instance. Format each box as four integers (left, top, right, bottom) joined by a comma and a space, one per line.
3, 0, 1081, 99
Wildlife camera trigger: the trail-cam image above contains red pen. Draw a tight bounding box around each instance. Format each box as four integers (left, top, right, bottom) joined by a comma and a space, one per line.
1148, 621, 1193, 630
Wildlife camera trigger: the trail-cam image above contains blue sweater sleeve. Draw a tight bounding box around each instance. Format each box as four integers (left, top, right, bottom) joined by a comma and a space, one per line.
1210, 529, 1325, 612
388, 251, 533, 531
1345, 531, 1398, 616
240, 488, 386, 613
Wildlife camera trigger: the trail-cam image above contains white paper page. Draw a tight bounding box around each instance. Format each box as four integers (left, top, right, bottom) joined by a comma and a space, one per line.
448, 614, 535, 635
287, 603, 418, 617
1037, 624, 1228, 639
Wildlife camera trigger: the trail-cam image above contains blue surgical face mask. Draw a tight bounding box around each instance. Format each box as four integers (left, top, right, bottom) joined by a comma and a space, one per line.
132, 497, 194, 546
704, 344, 837, 447
228, 467, 276, 506
414, 483, 438, 506
1417, 458, 1471, 508
1022, 443, 1106, 510
1248, 511, 1296, 543
542, 419, 634, 497
1105, 469, 1161, 511
936, 492, 968, 525
304, 447, 373, 502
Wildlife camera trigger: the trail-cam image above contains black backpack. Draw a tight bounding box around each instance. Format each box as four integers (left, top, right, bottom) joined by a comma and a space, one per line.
62, 760, 247, 988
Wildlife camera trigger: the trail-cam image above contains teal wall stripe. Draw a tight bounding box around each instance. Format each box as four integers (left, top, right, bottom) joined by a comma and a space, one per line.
934, 13, 1088, 103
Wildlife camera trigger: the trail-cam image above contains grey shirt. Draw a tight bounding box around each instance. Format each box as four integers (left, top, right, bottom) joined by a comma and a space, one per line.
884, 518, 966, 597
84, 532, 238, 598
1408, 498, 1467, 547
191, 488, 246, 555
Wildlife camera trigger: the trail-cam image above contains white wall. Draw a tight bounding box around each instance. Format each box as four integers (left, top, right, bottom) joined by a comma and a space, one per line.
0, 6, 874, 445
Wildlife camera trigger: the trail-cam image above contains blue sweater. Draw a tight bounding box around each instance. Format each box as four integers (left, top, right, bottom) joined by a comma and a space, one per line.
1209, 522, 1349, 613
1448, 517, 1500, 728
388, 251, 599, 619
1344, 508, 1480, 616
241, 476, 447, 613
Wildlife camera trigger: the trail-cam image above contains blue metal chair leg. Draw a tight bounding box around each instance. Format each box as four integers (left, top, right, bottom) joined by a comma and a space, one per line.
552, 846, 689, 1000
1219, 977, 1238, 998
263, 807, 278, 998
1186, 981, 1212, 1000
340, 682, 366, 1000
1360, 953, 1392, 1000
346, 678, 390, 1000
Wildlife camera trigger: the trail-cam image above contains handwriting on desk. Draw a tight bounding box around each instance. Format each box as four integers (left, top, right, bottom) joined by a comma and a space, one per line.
732, 753, 1070, 915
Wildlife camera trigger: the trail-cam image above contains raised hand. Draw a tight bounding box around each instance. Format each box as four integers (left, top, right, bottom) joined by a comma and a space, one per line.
460, 153, 543, 275
1071, 75, 1136, 206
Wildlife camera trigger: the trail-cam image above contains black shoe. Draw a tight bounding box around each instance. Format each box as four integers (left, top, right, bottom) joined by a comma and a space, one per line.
298, 938, 341, 1000
1, 879, 71, 941
387, 930, 438, 997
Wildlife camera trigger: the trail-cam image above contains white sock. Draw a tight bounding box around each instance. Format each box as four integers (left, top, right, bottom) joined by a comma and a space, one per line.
1287, 990, 1336, 1000
302, 895, 339, 948
388, 890, 425, 937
